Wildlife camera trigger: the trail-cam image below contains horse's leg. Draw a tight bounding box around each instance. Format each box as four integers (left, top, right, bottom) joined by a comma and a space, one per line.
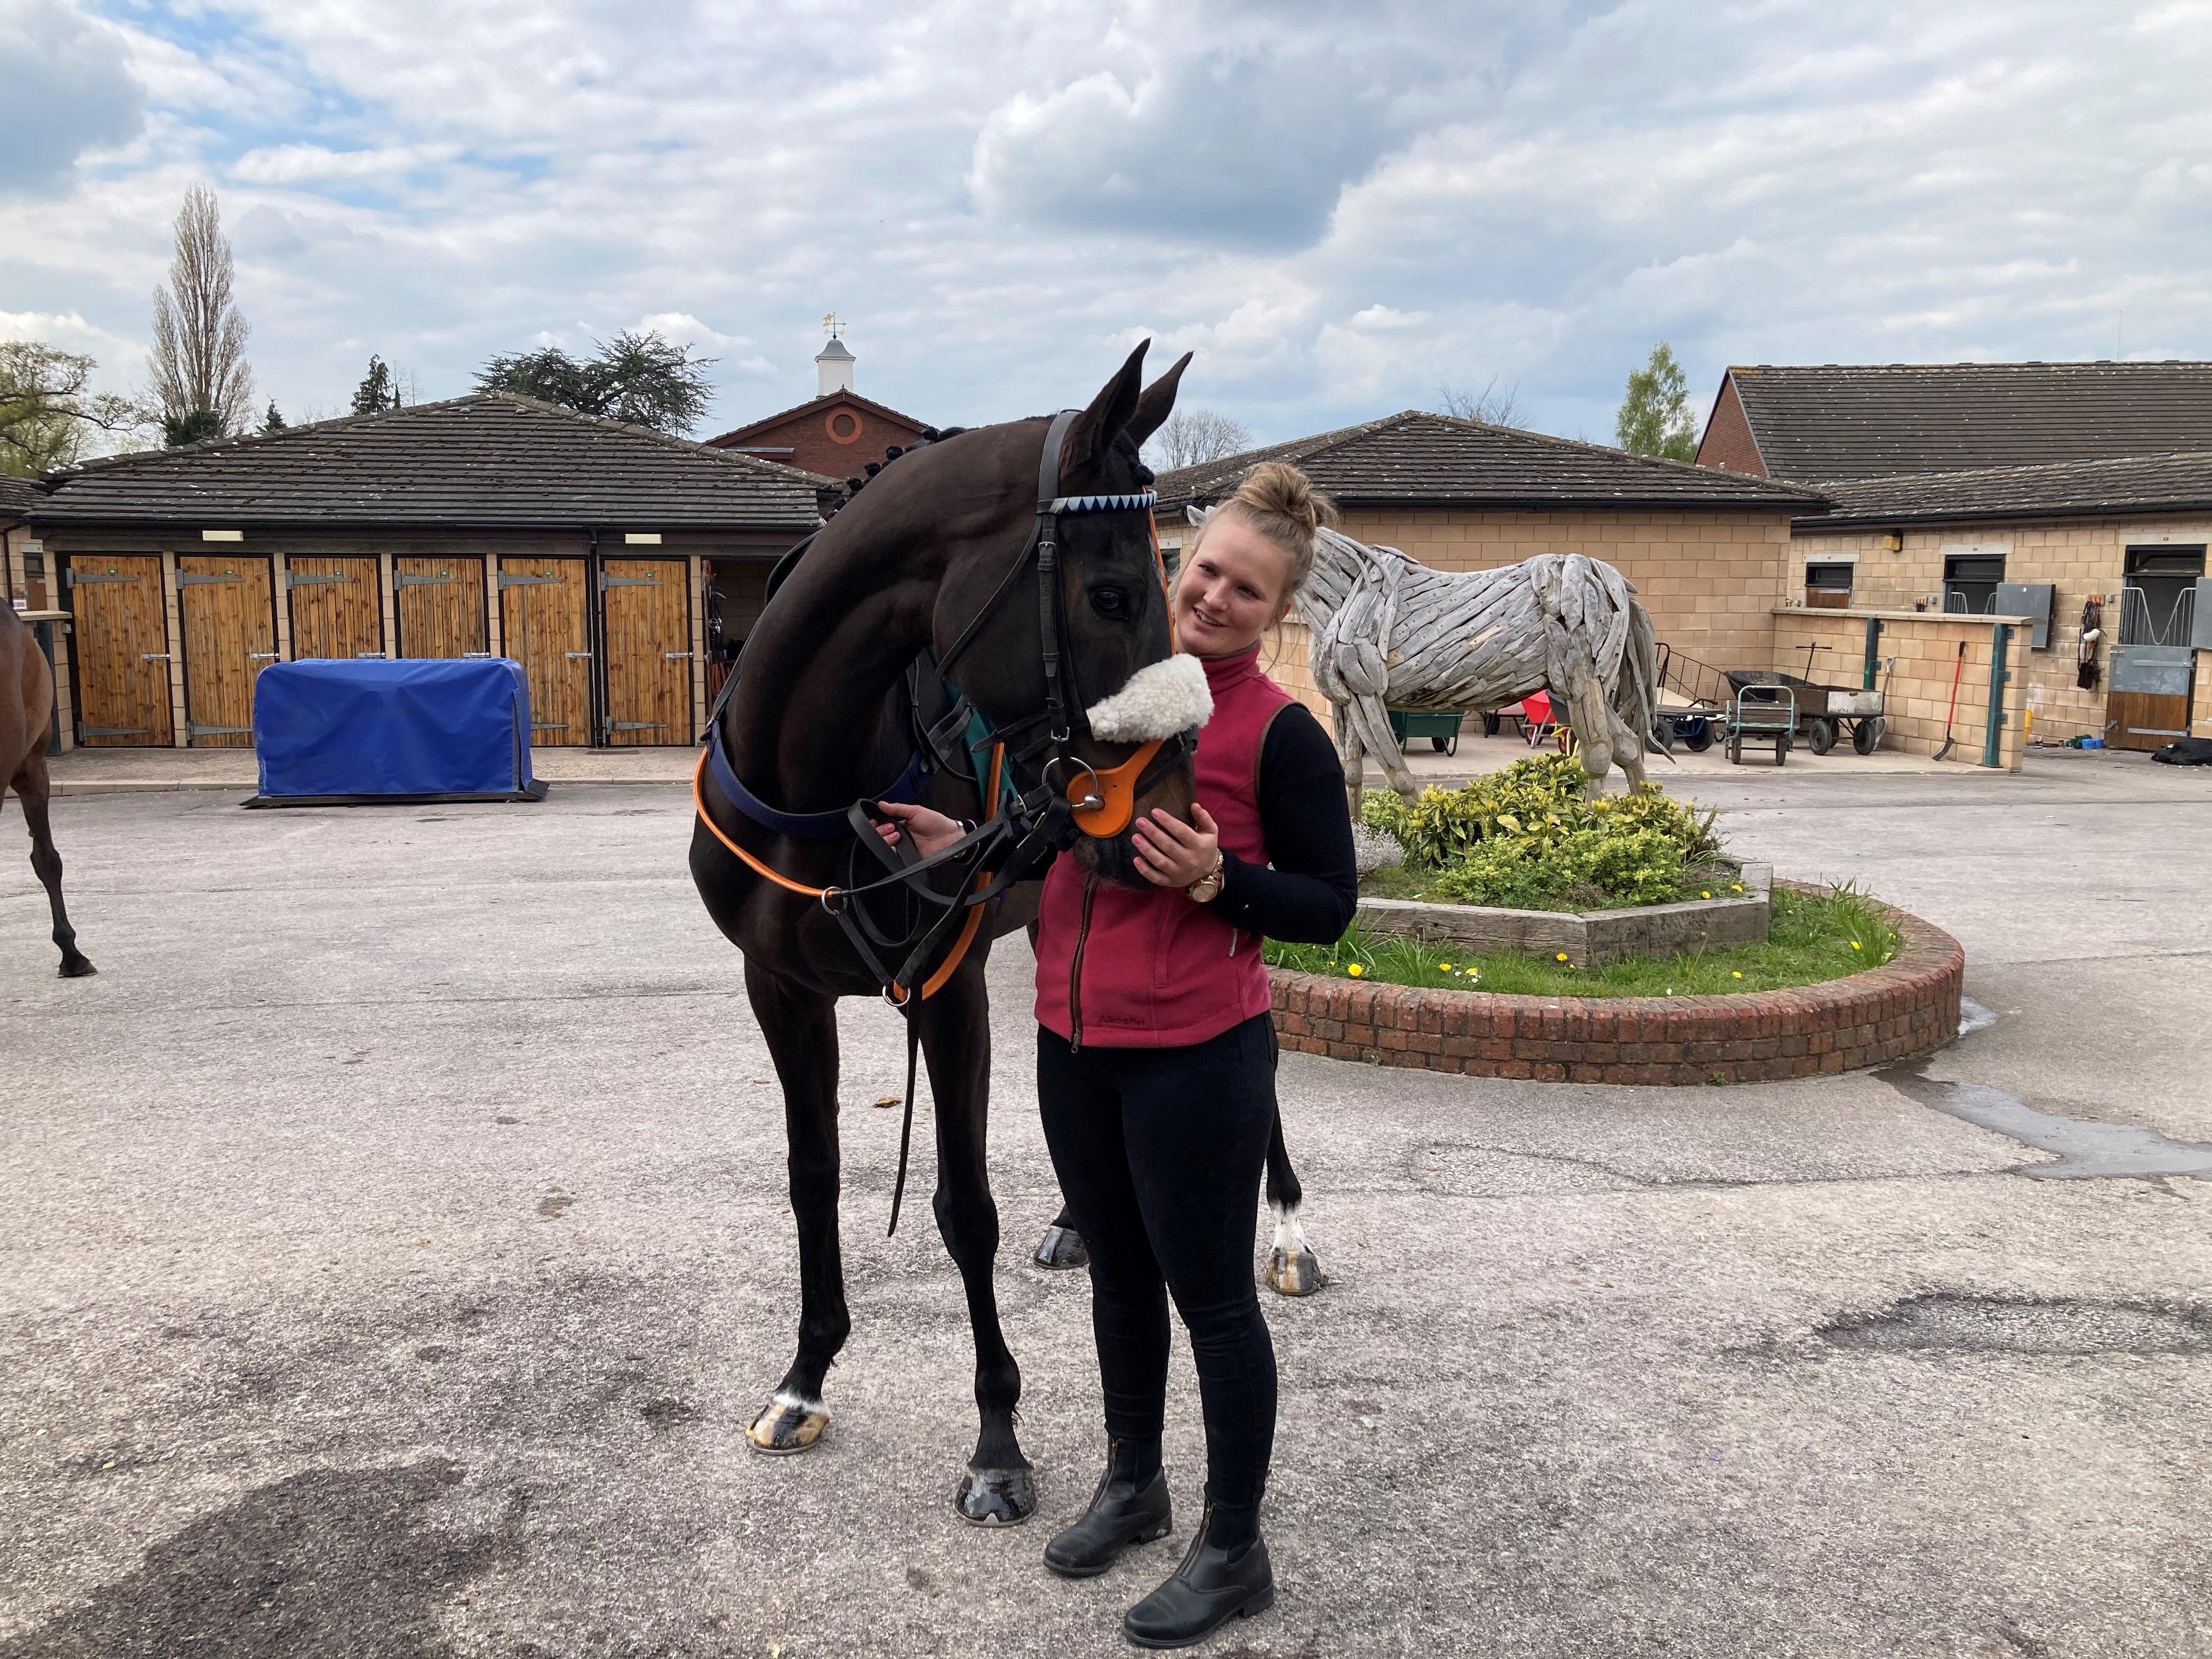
1033, 1198, 1088, 1269
1025, 916, 1091, 1270
743, 958, 847, 1454
12, 750, 94, 979
913, 966, 1037, 1524
1259, 1108, 1321, 1297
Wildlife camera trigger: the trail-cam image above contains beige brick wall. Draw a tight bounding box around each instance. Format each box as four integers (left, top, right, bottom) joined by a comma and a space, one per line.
1793, 515, 2211, 745
1772, 608, 2032, 769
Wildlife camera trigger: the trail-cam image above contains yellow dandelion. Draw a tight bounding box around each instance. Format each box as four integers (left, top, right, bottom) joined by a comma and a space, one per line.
1347, 963, 1364, 977
1850, 941, 1862, 950
1556, 952, 1570, 962
1701, 891, 1711, 899
1438, 962, 1453, 972
1731, 883, 1743, 893
1731, 971, 1743, 979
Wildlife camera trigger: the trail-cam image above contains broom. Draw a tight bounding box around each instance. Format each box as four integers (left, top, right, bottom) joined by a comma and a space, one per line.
1933, 642, 1967, 760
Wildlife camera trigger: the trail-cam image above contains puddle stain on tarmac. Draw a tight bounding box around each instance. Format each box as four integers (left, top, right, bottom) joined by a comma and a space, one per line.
0, 1460, 527, 1659
1813, 1293, 2212, 1357
1883, 999, 2212, 1182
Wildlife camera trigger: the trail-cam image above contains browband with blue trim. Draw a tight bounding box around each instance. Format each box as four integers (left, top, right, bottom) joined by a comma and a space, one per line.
1045, 490, 1158, 515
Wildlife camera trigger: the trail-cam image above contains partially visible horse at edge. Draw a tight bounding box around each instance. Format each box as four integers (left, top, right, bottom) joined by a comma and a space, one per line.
2, 605, 94, 978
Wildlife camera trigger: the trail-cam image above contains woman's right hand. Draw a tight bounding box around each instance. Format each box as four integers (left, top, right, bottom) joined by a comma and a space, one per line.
874, 800, 966, 859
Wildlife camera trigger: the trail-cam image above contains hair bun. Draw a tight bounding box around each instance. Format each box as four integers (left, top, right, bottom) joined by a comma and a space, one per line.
1232, 461, 1338, 537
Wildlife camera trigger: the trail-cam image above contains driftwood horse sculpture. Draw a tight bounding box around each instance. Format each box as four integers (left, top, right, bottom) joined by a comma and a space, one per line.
3, 607, 94, 978
691, 344, 1210, 1526
1299, 527, 1661, 808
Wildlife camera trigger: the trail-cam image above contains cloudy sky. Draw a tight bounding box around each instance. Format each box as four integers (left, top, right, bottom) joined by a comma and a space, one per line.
5, 0, 2209, 451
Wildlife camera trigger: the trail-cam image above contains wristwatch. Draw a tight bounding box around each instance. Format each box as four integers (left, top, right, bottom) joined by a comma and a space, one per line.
1186, 852, 1227, 904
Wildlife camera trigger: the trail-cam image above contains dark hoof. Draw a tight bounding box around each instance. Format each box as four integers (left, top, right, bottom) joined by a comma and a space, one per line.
1034, 1223, 1089, 1270
746, 1394, 828, 1455
58, 956, 97, 979
1265, 1246, 1322, 1297
954, 1465, 1037, 1527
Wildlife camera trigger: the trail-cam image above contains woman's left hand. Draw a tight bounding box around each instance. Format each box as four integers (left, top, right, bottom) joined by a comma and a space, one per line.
1132, 803, 1222, 889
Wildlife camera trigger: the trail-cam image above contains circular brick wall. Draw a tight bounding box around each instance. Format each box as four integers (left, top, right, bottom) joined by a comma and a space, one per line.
1271, 898, 1962, 1086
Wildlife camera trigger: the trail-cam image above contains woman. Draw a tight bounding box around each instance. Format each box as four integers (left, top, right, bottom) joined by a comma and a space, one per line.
882, 461, 1357, 1649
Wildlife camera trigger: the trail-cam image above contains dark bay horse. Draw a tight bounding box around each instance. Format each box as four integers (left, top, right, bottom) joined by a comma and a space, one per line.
3, 606, 94, 978
690, 344, 1200, 1525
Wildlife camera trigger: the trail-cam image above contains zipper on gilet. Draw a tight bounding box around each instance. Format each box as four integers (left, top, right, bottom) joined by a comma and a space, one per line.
1068, 873, 1098, 1051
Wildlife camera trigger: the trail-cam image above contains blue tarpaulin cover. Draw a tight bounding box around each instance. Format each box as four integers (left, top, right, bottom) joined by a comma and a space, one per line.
251, 658, 543, 803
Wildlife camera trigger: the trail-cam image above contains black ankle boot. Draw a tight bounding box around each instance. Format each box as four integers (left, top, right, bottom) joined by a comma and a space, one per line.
1121, 1500, 1273, 1650
1042, 1441, 1173, 1579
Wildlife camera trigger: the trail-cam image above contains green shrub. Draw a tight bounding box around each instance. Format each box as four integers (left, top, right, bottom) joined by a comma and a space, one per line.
1363, 755, 1725, 910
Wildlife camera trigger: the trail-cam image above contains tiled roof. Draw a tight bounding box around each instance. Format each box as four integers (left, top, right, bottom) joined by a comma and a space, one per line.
707, 388, 932, 448
0, 474, 42, 517
30, 394, 834, 529
1722, 362, 2212, 482
1153, 410, 1822, 514
1797, 449, 2212, 529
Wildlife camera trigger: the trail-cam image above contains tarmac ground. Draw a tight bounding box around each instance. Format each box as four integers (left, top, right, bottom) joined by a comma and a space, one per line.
2, 741, 2208, 1658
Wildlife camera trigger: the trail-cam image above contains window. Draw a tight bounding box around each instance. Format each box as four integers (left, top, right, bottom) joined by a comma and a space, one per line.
2121, 546, 2205, 645
1804, 562, 1854, 609
1943, 554, 2006, 614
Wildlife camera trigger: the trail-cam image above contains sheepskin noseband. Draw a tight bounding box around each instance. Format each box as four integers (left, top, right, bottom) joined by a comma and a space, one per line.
1085, 653, 1214, 742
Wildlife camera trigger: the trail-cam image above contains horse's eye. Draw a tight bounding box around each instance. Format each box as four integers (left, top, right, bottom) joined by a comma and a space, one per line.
1090, 585, 1132, 621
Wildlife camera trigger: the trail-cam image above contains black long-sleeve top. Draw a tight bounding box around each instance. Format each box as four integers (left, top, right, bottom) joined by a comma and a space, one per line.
1211, 703, 1359, 945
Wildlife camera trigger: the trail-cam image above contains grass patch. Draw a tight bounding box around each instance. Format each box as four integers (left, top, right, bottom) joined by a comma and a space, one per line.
1265, 885, 1901, 998
1358, 860, 1746, 912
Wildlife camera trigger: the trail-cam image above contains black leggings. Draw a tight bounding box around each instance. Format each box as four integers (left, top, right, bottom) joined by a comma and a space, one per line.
1037, 1014, 1278, 1508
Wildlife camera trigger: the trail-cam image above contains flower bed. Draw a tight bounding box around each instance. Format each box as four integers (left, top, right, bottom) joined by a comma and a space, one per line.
1268, 889, 1961, 1086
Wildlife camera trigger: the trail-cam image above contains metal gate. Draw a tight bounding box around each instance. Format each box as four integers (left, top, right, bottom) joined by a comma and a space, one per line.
288, 556, 384, 660
598, 558, 691, 744
499, 558, 591, 746
177, 555, 278, 747
394, 556, 488, 658
63, 555, 172, 746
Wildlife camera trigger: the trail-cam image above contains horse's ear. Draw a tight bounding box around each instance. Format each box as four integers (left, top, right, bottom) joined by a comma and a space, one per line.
1059, 340, 1150, 479
1124, 352, 1193, 449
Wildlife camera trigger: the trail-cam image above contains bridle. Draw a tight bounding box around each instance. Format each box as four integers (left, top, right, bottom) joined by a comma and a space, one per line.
934, 408, 1193, 838
690, 410, 1199, 1231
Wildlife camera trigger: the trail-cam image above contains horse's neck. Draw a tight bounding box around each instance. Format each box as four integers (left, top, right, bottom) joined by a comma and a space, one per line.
722, 541, 930, 811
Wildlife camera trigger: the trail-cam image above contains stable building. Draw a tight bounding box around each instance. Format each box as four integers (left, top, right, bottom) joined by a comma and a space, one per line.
1792, 453, 2212, 749
1153, 410, 1822, 718
1697, 360, 2212, 480
24, 394, 830, 752
704, 331, 934, 481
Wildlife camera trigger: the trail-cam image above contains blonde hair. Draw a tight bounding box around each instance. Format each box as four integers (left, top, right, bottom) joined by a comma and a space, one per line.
1197, 460, 1338, 603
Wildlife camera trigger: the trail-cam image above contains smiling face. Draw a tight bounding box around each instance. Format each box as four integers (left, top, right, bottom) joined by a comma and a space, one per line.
1174, 512, 1296, 658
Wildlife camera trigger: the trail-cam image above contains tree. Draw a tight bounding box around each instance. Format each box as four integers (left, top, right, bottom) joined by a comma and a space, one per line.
475, 330, 715, 434
351, 355, 397, 415
149, 185, 255, 440
0, 342, 148, 476
1146, 408, 1254, 471
262, 400, 287, 433
162, 409, 223, 448
1435, 375, 1525, 427
1615, 342, 1697, 461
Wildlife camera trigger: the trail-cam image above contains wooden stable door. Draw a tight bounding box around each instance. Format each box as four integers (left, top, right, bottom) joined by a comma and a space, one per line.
64, 555, 173, 746
393, 556, 488, 658
2110, 690, 2192, 751
499, 558, 591, 745
288, 556, 383, 659
177, 555, 278, 747
600, 558, 691, 744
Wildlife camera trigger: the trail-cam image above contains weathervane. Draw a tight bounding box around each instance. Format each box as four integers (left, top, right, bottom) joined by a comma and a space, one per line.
822, 313, 843, 340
